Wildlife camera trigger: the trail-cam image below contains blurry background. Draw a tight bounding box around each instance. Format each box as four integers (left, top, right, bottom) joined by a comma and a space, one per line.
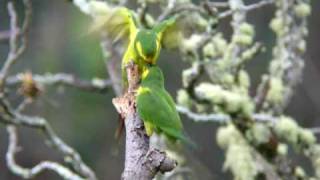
0, 0, 319, 179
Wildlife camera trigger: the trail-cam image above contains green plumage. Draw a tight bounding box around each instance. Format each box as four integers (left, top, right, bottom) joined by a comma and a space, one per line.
91, 5, 176, 89
137, 66, 191, 144
90, 3, 193, 144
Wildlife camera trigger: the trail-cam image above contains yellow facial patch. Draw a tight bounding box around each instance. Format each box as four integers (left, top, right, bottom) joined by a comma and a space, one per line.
141, 68, 149, 80
137, 86, 151, 95
136, 41, 147, 60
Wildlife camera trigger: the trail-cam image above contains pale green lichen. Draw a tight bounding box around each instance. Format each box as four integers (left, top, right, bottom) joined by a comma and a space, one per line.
275, 116, 299, 144
181, 34, 203, 54
241, 102, 255, 118
182, 68, 193, 87
217, 124, 242, 149
294, 3, 311, 18
232, 22, 255, 46
277, 143, 288, 156
240, 44, 261, 62
195, 83, 224, 104
87, 0, 110, 16
203, 42, 216, 58
195, 83, 254, 116
212, 34, 228, 53
233, 34, 253, 46
224, 144, 257, 180
217, 124, 257, 180
176, 89, 192, 108
310, 145, 320, 177
239, 23, 255, 37
175, 0, 191, 4
266, 77, 284, 105
182, 63, 200, 87
238, 70, 250, 89
221, 74, 235, 86
193, 14, 209, 31
270, 18, 286, 36
195, 103, 208, 113
299, 128, 316, 146
297, 40, 306, 53
224, 92, 244, 113
145, 0, 163, 3
205, 59, 232, 84
294, 166, 306, 178
202, 33, 228, 58
246, 123, 271, 146
145, 13, 155, 27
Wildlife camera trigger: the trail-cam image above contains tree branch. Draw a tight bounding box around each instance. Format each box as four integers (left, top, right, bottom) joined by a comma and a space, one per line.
177, 105, 277, 123
0, 98, 97, 180
6, 126, 84, 180
0, 0, 32, 88
7, 72, 112, 93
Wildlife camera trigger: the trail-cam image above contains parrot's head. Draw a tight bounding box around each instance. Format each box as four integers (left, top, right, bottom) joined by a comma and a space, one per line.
134, 30, 160, 64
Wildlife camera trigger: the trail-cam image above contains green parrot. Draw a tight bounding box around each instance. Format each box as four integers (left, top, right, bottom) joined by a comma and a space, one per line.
136, 65, 193, 145
91, 5, 177, 89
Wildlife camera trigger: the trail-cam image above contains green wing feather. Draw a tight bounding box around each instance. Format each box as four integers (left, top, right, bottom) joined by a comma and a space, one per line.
137, 66, 192, 144
90, 6, 138, 44
153, 15, 184, 49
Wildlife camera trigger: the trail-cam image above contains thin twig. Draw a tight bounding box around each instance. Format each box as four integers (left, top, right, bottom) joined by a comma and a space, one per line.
0, 100, 97, 180
6, 126, 84, 180
157, 0, 274, 22
7, 73, 112, 93
0, 0, 32, 87
176, 105, 231, 122
0, 30, 20, 42
309, 127, 320, 134
218, 0, 274, 19
177, 105, 277, 123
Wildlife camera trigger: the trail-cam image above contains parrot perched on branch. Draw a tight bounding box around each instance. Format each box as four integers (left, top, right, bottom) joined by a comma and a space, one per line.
90, 3, 177, 89
137, 65, 194, 146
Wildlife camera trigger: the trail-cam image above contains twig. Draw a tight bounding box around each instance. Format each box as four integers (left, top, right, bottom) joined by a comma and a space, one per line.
0, 30, 20, 42
137, 0, 149, 28
177, 105, 277, 123
15, 98, 33, 113
112, 62, 176, 180
206, 2, 229, 8
100, 38, 123, 96
229, 0, 246, 67
218, 0, 274, 19
309, 127, 320, 134
0, 0, 32, 87
157, 0, 177, 22
176, 105, 231, 122
7, 73, 112, 93
6, 126, 84, 180
254, 77, 270, 112
0, 99, 97, 180
157, 0, 274, 22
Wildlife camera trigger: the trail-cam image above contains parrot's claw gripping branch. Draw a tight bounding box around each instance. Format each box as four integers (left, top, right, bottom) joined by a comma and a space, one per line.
112, 61, 176, 180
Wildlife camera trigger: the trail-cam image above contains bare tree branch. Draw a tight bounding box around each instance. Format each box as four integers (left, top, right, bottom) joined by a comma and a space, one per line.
0, 1, 97, 179
7, 72, 112, 93
177, 105, 277, 123
218, 0, 274, 19
6, 126, 84, 180
0, 0, 32, 88
157, 0, 274, 22
0, 98, 97, 180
